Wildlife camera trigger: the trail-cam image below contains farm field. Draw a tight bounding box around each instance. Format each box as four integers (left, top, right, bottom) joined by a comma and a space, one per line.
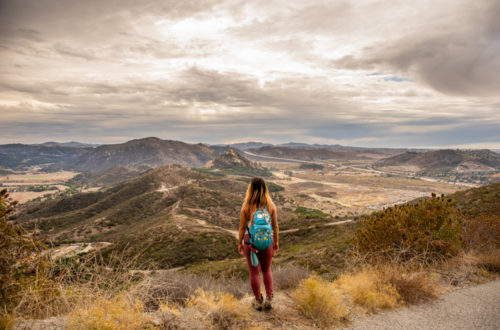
0, 170, 78, 203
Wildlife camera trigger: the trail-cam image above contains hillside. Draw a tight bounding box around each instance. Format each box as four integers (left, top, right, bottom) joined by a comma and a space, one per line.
15, 164, 291, 268
66, 137, 222, 172
451, 182, 500, 217
207, 149, 272, 177
246, 145, 399, 162
0, 144, 86, 170
67, 166, 144, 188
375, 149, 500, 183
34, 141, 99, 148
6, 180, 500, 329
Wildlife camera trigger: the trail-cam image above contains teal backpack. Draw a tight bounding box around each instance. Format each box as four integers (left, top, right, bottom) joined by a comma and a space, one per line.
248, 206, 273, 266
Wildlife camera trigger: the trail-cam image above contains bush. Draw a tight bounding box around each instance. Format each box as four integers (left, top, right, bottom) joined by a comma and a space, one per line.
292, 274, 348, 327
473, 249, 500, 273
273, 263, 310, 290
462, 215, 500, 252
298, 163, 324, 171
131, 271, 246, 311
67, 293, 150, 330
334, 269, 401, 313
353, 194, 463, 264
186, 289, 249, 329
0, 189, 59, 319
378, 266, 440, 304
293, 206, 330, 219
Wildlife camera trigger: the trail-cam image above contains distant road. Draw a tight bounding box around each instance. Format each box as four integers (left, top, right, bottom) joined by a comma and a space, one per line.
346, 280, 500, 330
242, 150, 319, 164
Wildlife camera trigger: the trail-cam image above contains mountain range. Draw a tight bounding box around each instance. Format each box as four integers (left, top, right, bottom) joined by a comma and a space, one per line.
1, 138, 499, 184
375, 149, 500, 176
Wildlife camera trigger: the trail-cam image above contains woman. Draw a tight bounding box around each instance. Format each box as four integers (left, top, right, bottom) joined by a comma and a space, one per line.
238, 177, 279, 310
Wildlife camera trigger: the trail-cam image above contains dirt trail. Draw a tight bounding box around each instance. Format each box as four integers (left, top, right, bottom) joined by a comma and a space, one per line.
345, 280, 500, 330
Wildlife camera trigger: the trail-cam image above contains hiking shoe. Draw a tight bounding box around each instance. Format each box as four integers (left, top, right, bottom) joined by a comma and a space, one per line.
264, 295, 273, 310
252, 294, 264, 311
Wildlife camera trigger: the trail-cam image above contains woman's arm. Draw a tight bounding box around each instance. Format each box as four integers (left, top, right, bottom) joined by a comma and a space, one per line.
270, 202, 279, 251
238, 203, 248, 254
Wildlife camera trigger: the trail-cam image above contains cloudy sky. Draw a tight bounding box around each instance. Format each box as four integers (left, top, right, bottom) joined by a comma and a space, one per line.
0, 0, 499, 148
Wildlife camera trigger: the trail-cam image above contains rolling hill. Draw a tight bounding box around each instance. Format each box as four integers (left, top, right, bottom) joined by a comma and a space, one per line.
375, 149, 500, 183
66, 137, 223, 172
66, 166, 145, 188
245, 145, 399, 162
0, 144, 87, 170
206, 148, 272, 177
15, 164, 292, 268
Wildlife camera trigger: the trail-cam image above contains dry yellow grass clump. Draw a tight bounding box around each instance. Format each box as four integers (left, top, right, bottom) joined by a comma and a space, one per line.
292, 274, 348, 327
380, 266, 440, 304
293, 266, 441, 325
334, 269, 401, 313
67, 293, 151, 330
186, 289, 250, 329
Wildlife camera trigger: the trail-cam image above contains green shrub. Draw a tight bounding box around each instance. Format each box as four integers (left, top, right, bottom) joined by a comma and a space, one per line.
353, 194, 463, 264
298, 163, 324, 171
294, 206, 330, 219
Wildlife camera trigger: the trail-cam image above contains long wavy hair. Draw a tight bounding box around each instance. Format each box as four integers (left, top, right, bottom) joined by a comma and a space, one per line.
244, 177, 272, 209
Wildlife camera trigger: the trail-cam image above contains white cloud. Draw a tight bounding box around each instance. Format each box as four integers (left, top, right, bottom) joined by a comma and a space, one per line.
0, 0, 498, 147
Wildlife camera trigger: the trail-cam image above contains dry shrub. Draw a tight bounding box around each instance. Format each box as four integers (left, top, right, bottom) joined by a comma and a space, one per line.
0, 314, 15, 330
334, 269, 401, 313
378, 266, 440, 304
0, 189, 64, 320
186, 289, 249, 329
292, 274, 348, 327
451, 250, 500, 278
434, 249, 500, 288
67, 293, 151, 330
462, 215, 500, 251
474, 249, 500, 273
440, 252, 496, 286
154, 307, 205, 330
273, 263, 310, 290
354, 195, 463, 265
131, 271, 246, 311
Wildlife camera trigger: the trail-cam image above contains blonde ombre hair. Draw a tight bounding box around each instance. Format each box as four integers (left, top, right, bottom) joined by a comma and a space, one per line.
244, 177, 272, 208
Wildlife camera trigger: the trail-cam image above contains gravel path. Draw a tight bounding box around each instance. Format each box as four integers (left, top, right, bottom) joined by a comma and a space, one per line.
346, 280, 500, 330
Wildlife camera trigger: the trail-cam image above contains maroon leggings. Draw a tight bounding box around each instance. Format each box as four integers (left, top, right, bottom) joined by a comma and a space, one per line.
243, 234, 275, 300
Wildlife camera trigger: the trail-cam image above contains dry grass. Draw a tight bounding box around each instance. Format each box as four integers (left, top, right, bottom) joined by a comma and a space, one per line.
66, 293, 151, 330
378, 266, 440, 304
334, 269, 401, 313
186, 289, 250, 329
0, 314, 15, 330
292, 274, 348, 327
7, 245, 148, 323
273, 263, 310, 290
473, 249, 500, 273
441, 250, 500, 286
130, 271, 246, 311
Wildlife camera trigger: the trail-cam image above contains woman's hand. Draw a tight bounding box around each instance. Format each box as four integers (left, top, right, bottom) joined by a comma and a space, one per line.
238, 243, 244, 255
273, 241, 279, 253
